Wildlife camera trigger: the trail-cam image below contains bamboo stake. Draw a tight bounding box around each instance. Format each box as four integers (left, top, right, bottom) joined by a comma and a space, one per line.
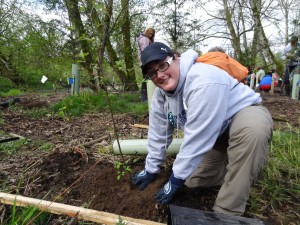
0, 192, 166, 225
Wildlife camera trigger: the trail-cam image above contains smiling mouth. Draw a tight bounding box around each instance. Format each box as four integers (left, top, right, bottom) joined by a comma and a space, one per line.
159, 77, 170, 84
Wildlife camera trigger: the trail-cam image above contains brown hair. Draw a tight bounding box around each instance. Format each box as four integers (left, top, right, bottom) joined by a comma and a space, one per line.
144, 28, 155, 43
208, 46, 226, 53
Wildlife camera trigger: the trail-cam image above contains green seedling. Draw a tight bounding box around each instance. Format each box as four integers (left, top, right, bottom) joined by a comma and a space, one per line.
116, 215, 126, 225
115, 161, 132, 181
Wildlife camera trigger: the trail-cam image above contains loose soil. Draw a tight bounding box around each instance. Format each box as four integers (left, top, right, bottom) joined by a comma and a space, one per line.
0, 90, 299, 225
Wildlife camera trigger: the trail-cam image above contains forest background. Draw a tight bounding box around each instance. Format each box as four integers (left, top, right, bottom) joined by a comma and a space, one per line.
0, 0, 299, 93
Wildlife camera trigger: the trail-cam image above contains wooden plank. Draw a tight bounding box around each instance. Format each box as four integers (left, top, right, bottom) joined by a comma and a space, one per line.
0, 192, 166, 225
169, 205, 265, 225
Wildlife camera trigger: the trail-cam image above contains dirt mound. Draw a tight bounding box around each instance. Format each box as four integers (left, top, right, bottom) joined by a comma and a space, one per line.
33, 150, 218, 223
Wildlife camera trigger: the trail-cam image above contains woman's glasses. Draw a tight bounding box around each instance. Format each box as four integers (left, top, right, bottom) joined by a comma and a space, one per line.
146, 57, 173, 80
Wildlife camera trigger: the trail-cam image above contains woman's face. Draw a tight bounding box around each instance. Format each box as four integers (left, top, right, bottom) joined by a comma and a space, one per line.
147, 56, 180, 92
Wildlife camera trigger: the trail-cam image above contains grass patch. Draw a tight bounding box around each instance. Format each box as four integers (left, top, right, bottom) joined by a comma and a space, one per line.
0, 89, 24, 97
248, 129, 300, 221
52, 92, 148, 117
0, 138, 28, 155
21, 108, 51, 119
38, 142, 53, 151
4, 205, 50, 225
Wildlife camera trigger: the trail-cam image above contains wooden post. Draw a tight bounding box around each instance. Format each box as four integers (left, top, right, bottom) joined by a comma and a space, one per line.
0, 192, 166, 225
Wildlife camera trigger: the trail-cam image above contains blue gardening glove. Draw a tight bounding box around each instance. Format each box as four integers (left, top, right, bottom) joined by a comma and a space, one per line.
156, 173, 185, 205
131, 169, 157, 190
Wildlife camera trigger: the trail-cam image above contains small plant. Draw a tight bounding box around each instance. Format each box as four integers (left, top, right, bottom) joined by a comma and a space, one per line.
22, 108, 50, 119
116, 216, 126, 225
5, 201, 49, 225
115, 161, 132, 181
38, 142, 53, 151
57, 106, 68, 119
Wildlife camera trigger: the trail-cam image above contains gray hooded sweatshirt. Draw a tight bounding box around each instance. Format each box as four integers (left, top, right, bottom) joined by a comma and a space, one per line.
145, 49, 261, 181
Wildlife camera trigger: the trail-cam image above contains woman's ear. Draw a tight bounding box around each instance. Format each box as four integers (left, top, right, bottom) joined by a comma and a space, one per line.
173, 54, 179, 60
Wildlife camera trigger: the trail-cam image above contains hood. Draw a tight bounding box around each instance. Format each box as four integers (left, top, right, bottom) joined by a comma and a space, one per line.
164, 49, 198, 97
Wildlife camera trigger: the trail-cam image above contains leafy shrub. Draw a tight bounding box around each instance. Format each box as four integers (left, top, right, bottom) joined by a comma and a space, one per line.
52, 92, 148, 117
0, 89, 24, 97
0, 77, 14, 92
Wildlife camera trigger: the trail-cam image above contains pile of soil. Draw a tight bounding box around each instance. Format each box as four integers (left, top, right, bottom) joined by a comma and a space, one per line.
0, 91, 299, 225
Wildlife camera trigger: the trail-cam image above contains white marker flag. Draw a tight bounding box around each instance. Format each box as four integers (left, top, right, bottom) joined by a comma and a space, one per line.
41, 75, 48, 83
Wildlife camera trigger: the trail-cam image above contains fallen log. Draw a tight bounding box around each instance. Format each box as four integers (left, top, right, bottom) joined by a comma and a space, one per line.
0, 192, 166, 225
80, 135, 110, 147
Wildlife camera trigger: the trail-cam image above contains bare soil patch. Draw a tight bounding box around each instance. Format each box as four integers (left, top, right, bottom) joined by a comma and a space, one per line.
0, 91, 299, 224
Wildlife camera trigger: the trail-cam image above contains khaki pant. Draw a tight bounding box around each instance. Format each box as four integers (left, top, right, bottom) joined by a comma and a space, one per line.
185, 105, 273, 216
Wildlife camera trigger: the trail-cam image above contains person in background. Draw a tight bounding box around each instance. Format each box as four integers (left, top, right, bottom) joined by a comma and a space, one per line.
255, 66, 265, 88
131, 42, 273, 217
137, 27, 155, 102
245, 64, 255, 86
280, 36, 299, 96
258, 70, 278, 92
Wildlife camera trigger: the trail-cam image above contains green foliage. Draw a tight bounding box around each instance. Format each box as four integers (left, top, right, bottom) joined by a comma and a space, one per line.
38, 142, 53, 151
52, 92, 148, 117
6, 204, 49, 225
116, 216, 126, 225
52, 92, 106, 117
0, 1, 74, 90
0, 138, 28, 155
115, 161, 132, 181
21, 108, 51, 119
0, 77, 14, 92
0, 89, 24, 97
249, 129, 300, 221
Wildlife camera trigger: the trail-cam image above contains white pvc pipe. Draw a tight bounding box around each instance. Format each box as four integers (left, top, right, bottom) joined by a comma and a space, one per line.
291, 70, 300, 100
250, 73, 255, 89
146, 80, 156, 110
113, 139, 183, 155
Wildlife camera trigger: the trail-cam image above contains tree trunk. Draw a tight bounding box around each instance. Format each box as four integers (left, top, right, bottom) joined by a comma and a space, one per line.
64, 0, 95, 89
223, 0, 243, 62
250, 0, 280, 72
96, 0, 113, 91
121, 0, 138, 91
106, 39, 127, 84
